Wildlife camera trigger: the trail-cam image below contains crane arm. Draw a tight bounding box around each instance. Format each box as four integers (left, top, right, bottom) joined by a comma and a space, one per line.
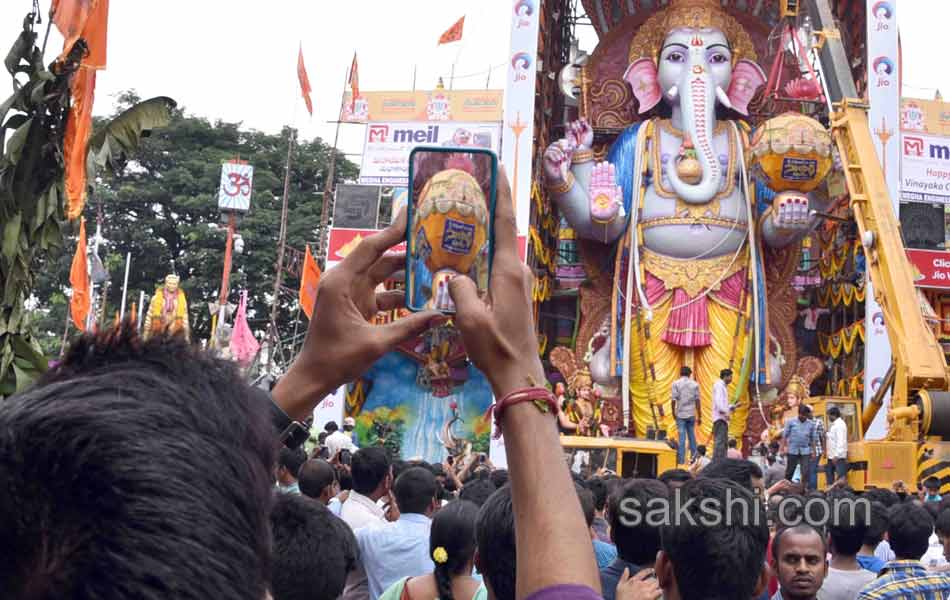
806, 0, 948, 414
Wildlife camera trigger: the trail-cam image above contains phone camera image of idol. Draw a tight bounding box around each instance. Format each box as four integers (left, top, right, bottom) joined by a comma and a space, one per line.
406, 147, 497, 313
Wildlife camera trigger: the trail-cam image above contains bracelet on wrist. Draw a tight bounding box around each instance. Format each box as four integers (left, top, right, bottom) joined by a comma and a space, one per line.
571, 149, 594, 164
548, 172, 575, 195
488, 386, 559, 439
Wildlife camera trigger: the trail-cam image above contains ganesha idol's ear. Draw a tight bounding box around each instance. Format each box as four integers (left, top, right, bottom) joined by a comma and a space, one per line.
624, 58, 662, 114
726, 59, 767, 116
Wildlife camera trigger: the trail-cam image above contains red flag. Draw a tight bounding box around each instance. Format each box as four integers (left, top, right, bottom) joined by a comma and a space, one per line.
297, 44, 313, 116
53, 0, 108, 68
299, 245, 322, 320
69, 218, 90, 330
438, 16, 465, 45
348, 53, 359, 111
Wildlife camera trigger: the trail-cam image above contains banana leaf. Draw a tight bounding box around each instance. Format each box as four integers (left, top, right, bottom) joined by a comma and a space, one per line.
87, 96, 177, 172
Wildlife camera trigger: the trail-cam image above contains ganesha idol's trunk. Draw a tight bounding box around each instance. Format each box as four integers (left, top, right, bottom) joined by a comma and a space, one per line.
666, 71, 723, 204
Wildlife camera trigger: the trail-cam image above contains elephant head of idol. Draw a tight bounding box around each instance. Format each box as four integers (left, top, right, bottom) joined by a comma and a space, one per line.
624, 0, 766, 204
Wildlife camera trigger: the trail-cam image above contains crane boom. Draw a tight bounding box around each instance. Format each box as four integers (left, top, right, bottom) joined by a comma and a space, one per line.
806, 0, 948, 419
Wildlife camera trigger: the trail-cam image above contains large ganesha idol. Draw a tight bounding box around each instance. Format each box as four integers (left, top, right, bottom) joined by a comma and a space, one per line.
543, 0, 832, 447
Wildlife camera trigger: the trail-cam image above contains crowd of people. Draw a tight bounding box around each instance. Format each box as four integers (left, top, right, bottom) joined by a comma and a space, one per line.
2, 168, 950, 600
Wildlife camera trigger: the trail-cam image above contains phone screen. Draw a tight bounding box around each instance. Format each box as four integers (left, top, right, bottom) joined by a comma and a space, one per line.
406, 147, 497, 313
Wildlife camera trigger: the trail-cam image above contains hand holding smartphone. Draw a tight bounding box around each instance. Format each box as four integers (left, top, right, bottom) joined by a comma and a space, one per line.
405, 146, 498, 313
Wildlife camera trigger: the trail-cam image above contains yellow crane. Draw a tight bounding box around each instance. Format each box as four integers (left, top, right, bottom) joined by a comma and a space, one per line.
806, 0, 950, 491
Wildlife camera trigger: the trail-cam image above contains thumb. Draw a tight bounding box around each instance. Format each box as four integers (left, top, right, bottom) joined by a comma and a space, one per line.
448, 275, 488, 332
377, 309, 439, 349
619, 567, 631, 583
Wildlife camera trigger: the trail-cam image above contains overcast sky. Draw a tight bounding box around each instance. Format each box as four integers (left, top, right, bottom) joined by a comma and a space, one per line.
0, 1, 947, 161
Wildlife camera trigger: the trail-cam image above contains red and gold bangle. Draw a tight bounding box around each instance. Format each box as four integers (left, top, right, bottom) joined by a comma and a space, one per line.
548, 172, 575, 195
487, 386, 559, 439
571, 148, 594, 164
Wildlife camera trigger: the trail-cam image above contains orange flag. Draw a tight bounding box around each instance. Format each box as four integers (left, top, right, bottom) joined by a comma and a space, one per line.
438, 16, 465, 45
297, 44, 313, 116
69, 218, 90, 330
348, 53, 359, 111
299, 245, 322, 320
59, 0, 109, 220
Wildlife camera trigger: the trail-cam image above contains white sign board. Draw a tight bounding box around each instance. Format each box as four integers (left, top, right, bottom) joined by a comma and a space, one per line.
358, 121, 501, 185
312, 387, 345, 433
864, 0, 900, 440
218, 162, 254, 212
501, 0, 541, 237
900, 132, 950, 203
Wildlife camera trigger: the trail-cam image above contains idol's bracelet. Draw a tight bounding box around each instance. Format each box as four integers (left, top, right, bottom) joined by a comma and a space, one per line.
571, 148, 594, 164
489, 387, 559, 439
548, 172, 575, 195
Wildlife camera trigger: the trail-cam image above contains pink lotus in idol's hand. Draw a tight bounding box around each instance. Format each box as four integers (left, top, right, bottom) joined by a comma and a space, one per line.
449, 401, 458, 410
784, 77, 822, 100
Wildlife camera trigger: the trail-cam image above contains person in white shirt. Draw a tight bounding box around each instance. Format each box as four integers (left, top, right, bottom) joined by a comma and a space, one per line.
340, 447, 391, 531
824, 406, 848, 487
326, 420, 358, 460
712, 369, 736, 460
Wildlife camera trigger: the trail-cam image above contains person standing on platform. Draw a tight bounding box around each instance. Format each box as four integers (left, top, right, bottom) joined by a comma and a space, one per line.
712, 369, 735, 460
671, 366, 701, 466
825, 406, 849, 487
783, 405, 817, 491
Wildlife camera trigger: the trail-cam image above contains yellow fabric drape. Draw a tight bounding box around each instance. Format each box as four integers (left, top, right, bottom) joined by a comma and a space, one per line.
626, 286, 750, 453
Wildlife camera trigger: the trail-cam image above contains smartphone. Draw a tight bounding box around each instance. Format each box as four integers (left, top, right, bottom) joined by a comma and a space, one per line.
405, 146, 497, 313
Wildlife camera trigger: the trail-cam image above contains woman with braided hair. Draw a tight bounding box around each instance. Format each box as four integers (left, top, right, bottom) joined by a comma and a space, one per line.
378, 500, 486, 600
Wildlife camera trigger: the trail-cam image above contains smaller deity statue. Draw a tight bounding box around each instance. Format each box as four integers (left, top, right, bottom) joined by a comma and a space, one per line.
550, 346, 609, 437
144, 274, 190, 341
765, 357, 824, 441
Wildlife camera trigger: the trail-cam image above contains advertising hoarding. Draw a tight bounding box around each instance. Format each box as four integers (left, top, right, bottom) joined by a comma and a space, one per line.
341, 89, 503, 123
907, 249, 950, 290
358, 121, 501, 186
900, 132, 950, 203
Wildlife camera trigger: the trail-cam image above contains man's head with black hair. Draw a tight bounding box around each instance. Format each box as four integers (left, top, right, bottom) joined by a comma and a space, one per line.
864, 487, 900, 508
609, 478, 669, 566
695, 444, 707, 457
298, 459, 338, 505
698, 458, 764, 494
459, 478, 497, 508
772, 524, 827, 600
657, 477, 769, 600
827, 405, 841, 420
324, 421, 339, 433
270, 493, 357, 600
680, 366, 692, 377
888, 502, 934, 559
337, 466, 353, 491
925, 476, 941, 495
935, 508, 950, 563
278, 447, 307, 486
490, 469, 509, 489
575, 483, 596, 528
587, 477, 609, 513
393, 467, 439, 516
720, 369, 733, 384
658, 469, 692, 489
0, 327, 275, 600
862, 501, 889, 550
350, 447, 392, 499
476, 485, 516, 600
727, 439, 737, 449
827, 493, 868, 557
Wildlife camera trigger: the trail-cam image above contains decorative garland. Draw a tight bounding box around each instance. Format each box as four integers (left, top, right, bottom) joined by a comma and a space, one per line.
818, 321, 866, 358
816, 281, 867, 308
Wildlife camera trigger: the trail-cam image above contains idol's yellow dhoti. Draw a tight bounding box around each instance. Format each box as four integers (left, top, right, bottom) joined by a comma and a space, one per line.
622, 248, 752, 450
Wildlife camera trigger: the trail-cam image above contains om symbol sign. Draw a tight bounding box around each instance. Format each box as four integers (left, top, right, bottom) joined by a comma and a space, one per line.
224, 172, 252, 197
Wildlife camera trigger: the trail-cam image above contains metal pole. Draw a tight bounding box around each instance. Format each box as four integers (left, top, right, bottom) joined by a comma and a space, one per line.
318, 65, 351, 266
119, 251, 131, 321
218, 211, 238, 332
268, 130, 296, 369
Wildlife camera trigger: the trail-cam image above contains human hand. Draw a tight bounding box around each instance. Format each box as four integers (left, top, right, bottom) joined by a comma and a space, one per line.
589, 161, 623, 225
449, 167, 546, 398
543, 139, 575, 187
616, 568, 661, 600
567, 118, 594, 149
273, 209, 439, 419
383, 491, 401, 522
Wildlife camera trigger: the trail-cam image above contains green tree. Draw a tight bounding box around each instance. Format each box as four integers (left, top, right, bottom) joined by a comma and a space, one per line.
31, 91, 358, 364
